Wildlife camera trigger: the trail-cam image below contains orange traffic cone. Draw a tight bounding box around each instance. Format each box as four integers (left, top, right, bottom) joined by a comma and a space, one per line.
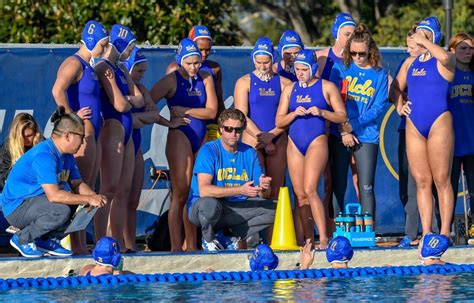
271, 187, 300, 250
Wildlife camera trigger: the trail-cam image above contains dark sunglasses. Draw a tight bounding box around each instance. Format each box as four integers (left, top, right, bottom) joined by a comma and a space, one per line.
222, 125, 244, 134
350, 51, 367, 57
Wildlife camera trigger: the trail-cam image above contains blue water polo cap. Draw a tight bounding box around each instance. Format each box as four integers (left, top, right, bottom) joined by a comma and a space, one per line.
123, 47, 147, 72
331, 13, 357, 40
92, 237, 122, 268
416, 16, 442, 44
294, 49, 318, 77
278, 30, 304, 57
326, 236, 354, 263
81, 20, 108, 52
110, 24, 136, 55
421, 233, 449, 259
251, 37, 276, 63
249, 244, 279, 271
175, 38, 202, 66
189, 25, 213, 43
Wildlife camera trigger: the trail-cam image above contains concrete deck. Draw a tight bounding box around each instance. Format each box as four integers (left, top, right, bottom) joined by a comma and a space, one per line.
0, 246, 473, 279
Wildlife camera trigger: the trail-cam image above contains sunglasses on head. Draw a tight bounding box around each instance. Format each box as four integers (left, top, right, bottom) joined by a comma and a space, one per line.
350, 51, 367, 57
222, 125, 244, 134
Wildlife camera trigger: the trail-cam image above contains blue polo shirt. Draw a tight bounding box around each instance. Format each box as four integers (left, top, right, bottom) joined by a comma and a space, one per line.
187, 139, 264, 214
0, 139, 81, 217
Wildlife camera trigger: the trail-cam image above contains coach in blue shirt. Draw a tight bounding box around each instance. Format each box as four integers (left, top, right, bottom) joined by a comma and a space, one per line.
187, 109, 276, 251
1, 107, 107, 258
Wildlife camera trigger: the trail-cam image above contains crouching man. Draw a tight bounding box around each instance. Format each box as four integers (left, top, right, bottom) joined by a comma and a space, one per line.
0, 107, 107, 258
187, 109, 276, 251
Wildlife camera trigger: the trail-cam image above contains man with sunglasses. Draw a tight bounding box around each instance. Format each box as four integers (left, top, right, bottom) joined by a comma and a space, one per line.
187, 109, 276, 251
1, 107, 107, 258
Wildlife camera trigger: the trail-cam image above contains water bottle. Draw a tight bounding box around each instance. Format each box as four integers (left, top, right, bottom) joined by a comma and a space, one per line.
355, 215, 364, 232
364, 212, 373, 232
345, 214, 356, 232
335, 212, 344, 232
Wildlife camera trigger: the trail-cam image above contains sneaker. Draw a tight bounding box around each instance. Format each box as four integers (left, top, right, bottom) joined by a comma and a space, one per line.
215, 231, 240, 250
202, 238, 224, 251
35, 238, 72, 257
398, 236, 412, 248
10, 234, 43, 258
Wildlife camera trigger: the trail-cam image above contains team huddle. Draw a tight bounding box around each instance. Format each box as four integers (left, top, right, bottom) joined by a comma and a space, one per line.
0, 12, 472, 264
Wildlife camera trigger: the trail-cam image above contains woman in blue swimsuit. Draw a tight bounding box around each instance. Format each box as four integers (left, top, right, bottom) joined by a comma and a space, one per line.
234, 37, 292, 201
276, 50, 347, 249
151, 38, 217, 252
52, 20, 108, 255
392, 16, 456, 239
94, 25, 145, 249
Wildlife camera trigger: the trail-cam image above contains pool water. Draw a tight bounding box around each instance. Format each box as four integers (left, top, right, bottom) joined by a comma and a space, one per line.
1, 272, 473, 302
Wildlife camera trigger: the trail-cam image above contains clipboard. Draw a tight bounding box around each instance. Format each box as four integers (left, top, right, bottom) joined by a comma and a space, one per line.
64, 205, 98, 234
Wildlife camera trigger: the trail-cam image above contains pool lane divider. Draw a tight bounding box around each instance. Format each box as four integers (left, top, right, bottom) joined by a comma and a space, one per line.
1, 264, 474, 290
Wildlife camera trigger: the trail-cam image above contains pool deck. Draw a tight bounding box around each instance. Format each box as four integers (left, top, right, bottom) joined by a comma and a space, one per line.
0, 245, 473, 279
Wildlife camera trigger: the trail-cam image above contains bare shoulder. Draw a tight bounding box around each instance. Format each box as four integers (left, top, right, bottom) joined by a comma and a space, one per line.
166, 62, 180, 75
279, 75, 293, 88
206, 60, 221, 69
315, 47, 330, 58
236, 74, 251, 88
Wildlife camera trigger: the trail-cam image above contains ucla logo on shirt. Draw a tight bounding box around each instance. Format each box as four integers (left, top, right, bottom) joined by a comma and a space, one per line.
346, 76, 375, 99
296, 95, 311, 103
188, 88, 202, 97
451, 84, 472, 98
259, 88, 276, 96
57, 169, 70, 182
217, 168, 249, 182
119, 75, 127, 84
412, 68, 427, 76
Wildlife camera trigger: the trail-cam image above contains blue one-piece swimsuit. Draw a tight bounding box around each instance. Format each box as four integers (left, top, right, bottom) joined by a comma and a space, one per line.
407, 57, 450, 138
100, 60, 133, 145
167, 71, 208, 153
248, 73, 282, 142
289, 80, 329, 155
66, 54, 103, 140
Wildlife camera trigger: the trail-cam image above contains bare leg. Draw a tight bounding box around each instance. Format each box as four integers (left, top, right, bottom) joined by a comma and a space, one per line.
304, 135, 329, 249
124, 149, 144, 251
95, 120, 125, 242
166, 130, 195, 252
71, 121, 97, 255
109, 138, 135, 250
264, 135, 288, 200
428, 113, 454, 236
406, 119, 434, 236
287, 138, 314, 243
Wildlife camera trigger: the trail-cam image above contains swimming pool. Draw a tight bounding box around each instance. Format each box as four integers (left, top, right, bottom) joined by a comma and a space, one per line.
1, 272, 473, 302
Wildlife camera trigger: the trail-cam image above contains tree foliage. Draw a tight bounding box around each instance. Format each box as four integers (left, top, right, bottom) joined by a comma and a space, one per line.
0, 0, 240, 45
0, 0, 472, 46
